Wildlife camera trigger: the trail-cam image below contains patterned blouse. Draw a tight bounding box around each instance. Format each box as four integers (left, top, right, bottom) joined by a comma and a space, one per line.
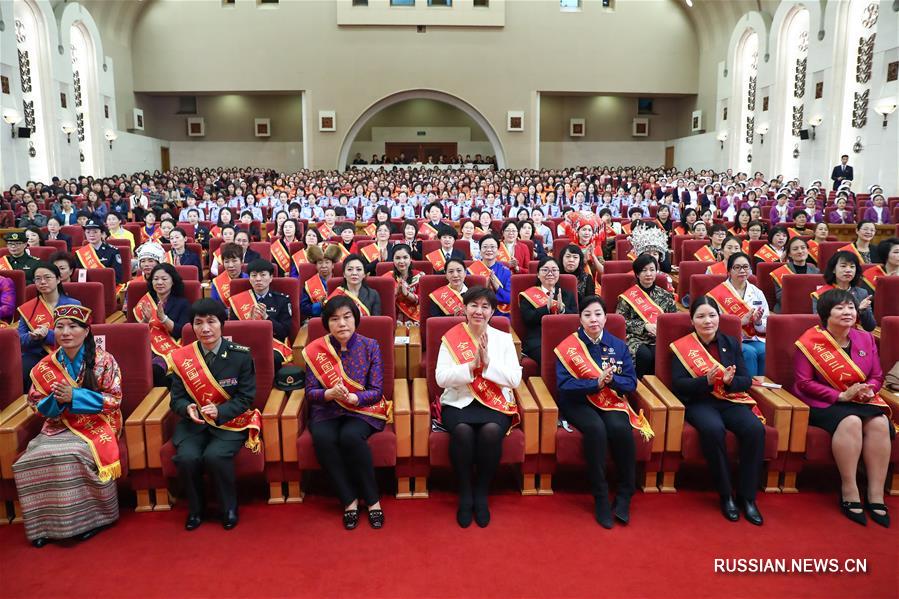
616, 284, 678, 358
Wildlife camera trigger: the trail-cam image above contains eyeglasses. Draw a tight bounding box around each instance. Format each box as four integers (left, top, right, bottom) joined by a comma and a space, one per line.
731, 264, 751, 272
539, 268, 560, 275
33, 276, 56, 283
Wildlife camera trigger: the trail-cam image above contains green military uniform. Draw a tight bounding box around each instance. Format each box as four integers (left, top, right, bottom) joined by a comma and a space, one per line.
2, 231, 41, 284
170, 338, 256, 516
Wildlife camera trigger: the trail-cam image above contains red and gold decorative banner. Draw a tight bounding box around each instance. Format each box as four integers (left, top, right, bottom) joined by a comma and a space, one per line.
769, 264, 792, 288
418, 222, 438, 240
466, 260, 492, 279
554, 332, 653, 440
17, 296, 55, 354
212, 272, 234, 304
302, 335, 391, 422
387, 271, 422, 323
291, 249, 309, 271
706, 281, 760, 339
861, 264, 886, 293
75, 244, 104, 270
808, 240, 820, 264
426, 248, 447, 272
318, 224, 335, 239
270, 239, 291, 273
519, 286, 551, 311
693, 245, 716, 262
618, 284, 663, 325
304, 275, 328, 304
810, 284, 835, 301
228, 289, 293, 363
363, 223, 377, 237
753, 244, 781, 263
132, 293, 181, 359
360, 243, 381, 264
429, 285, 463, 316
706, 261, 728, 276
327, 286, 371, 316
497, 242, 513, 263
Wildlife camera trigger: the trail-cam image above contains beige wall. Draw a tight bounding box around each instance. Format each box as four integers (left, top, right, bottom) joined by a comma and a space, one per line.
129, 0, 700, 168
539, 95, 695, 142
355, 99, 486, 141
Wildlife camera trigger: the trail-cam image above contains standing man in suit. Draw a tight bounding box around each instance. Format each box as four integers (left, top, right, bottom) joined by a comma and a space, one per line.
169, 299, 257, 531
830, 155, 853, 191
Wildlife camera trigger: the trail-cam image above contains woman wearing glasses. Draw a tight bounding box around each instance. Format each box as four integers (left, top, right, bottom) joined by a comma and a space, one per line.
520, 257, 577, 367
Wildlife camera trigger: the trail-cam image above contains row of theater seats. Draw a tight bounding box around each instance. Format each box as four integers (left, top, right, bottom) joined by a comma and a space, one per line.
1, 313, 897, 522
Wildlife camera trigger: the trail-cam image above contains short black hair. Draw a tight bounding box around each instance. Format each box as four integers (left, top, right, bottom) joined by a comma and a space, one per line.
49, 250, 78, 271
246, 259, 274, 275
632, 253, 659, 276
220, 242, 243, 261
425, 201, 443, 215
578, 294, 606, 315
321, 295, 361, 329
689, 295, 720, 319
444, 257, 466, 272
856, 219, 875, 231
877, 237, 898, 266
791, 208, 808, 220
709, 224, 728, 236
149, 263, 185, 298
726, 251, 751, 271
437, 225, 458, 240
768, 225, 788, 243
190, 298, 227, 326
478, 234, 499, 248
824, 250, 862, 287
461, 285, 497, 310
815, 288, 857, 325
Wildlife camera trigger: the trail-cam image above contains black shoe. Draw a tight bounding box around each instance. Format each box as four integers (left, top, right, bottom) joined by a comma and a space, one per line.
79, 526, 104, 541
612, 495, 631, 525
457, 502, 473, 528
840, 498, 867, 526
474, 499, 491, 528
594, 495, 613, 529
221, 509, 238, 530
185, 513, 203, 531
865, 502, 890, 528
31, 537, 48, 548
720, 496, 740, 522
343, 509, 359, 530
368, 509, 385, 529
738, 497, 764, 526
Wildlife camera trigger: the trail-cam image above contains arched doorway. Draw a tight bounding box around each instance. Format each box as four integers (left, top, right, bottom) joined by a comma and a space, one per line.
337, 89, 506, 170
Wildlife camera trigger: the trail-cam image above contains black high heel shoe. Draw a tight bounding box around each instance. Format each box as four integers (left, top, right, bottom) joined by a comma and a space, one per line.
594, 495, 613, 529
368, 508, 385, 529
343, 509, 359, 530
839, 498, 867, 526
865, 502, 890, 528
31, 537, 49, 548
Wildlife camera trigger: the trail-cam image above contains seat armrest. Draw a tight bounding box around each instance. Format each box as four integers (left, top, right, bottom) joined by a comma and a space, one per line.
767, 383, 809, 453
292, 326, 309, 368
393, 380, 411, 459
527, 377, 558, 456
515, 385, 540, 455
643, 375, 685, 453
879, 389, 899, 427
411, 378, 431, 458
144, 399, 177, 469
105, 310, 125, 324
408, 327, 422, 378
749, 385, 792, 453
0, 407, 41, 478
510, 329, 522, 356
632, 381, 667, 454
124, 387, 168, 470
262, 390, 287, 463
0, 395, 28, 425
280, 389, 305, 463
394, 324, 409, 380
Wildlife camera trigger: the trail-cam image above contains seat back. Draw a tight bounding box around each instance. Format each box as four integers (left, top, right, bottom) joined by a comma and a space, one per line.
181, 320, 274, 409
0, 247, 54, 261
874, 277, 899, 322
602, 260, 633, 274
682, 239, 712, 261
307, 316, 396, 396
615, 238, 633, 260
602, 273, 670, 313
780, 274, 825, 314
43, 239, 67, 252
754, 261, 784, 308
510, 273, 577, 340
228, 277, 301, 340
676, 260, 714, 301
175, 265, 200, 281
417, 275, 486, 348
552, 238, 571, 259
75, 268, 117, 316
426, 316, 511, 401
91, 323, 153, 419
0, 269, 26, 310
671, 234, 693, 265
60, 225, 84, 247
326, 276, 396, 321
24, 282, 106, 323
689, 274, 759, 305
654, 312, 742, 388
764, 314, 819, 388
248, 241, 272, 261
126, 281, 202, 322
817, 240, 851, 269
0, 328, 23, 409
540, 313, 625, 395
881, 316, 899, 372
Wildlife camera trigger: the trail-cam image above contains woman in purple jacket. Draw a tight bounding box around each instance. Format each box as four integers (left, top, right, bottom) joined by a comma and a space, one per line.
0, 274, 15, 321
862, 194, 891, 225
792, 289, 893, 527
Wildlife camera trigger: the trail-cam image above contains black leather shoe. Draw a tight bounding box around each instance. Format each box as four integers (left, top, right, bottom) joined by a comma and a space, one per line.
31, 537, 49, 548
368, 509, 385, 529
185, 513, 202, 531
79, 526, 104, 541
612, 495, 631, 525
456, 502, 473, 528
474, 500, 491, 528
343, 509, 359, 530
594, 495, 613, 529
865, 502, 889, 528
222, 509, 238, 530
840, 498, 867, 526
739, 498, 763, 526
720, 496, 740, 522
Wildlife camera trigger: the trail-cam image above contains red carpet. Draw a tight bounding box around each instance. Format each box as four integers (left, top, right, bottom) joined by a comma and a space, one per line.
1, 489, 896, 599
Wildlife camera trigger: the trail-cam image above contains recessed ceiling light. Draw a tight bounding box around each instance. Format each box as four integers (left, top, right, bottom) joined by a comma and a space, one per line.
686, 0, 693, 7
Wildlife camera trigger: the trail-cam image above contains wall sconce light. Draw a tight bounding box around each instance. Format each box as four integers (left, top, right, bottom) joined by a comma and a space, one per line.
2, 109, 22, 138
104, 129, 118, 150
61, 122, 76, 144
874, 97, 897, 128
808, 115, 823, 140
792, 145, 800, 159
716, 130, 728, 149
853, 136, 863, 153
757, 123, 770, 145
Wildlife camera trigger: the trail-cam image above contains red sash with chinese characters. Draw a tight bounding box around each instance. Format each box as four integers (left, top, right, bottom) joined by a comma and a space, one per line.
168, 342, 263, 452
810, 284, 835, 301
327, 286, 371, 316
132, 293, 181, 359
693, 245, 716, 262
707, 281, 760, 339
838, 243, 865, 262
674, 226, 687, 236
467, 260, 492, 279
139, 225, 161, 244
861, 264, 886, 293
622, 222, 632, 235
363, 223, 377, 237
211, 248, 222, 268
753, 244, 780, 263
787, 227, 807, 239
360, 243, 381, 264
554, 332, 653, 440
808, 240, 820, 264
30, 352, 122, 481
497, 242, 513, 264
795, 326, 892, 422
706, 261, 728, 276
418, 222, 438, 240
769, 264, 793, 287
0, 255, 11, 270
212, 272, 235, 304
17, 296, 55, 354
519, 286, 554, 311
318, 224, 335, 239
228, 289, 293, 362
302, 336, 391, 422
669, 333, 765, 421
209, 225, 222, 239
75, 244, 104, 270
291, 249, 310, 270
441, 322, 519, 427
619, 285, 663, 324
270, 239, 291, 273
304, 276, 328, 304
429, 285, 464, 316
391, 270, 422, 322
426, 248, 447, 272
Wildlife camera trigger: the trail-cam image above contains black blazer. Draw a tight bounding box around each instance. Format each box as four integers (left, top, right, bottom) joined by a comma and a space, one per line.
242, 248, 262, 264
520, 287, 578, 352
671, 333, 751, 404
432, 248, 466, 273
831, 165, 853, 189
47, 232, 73, 251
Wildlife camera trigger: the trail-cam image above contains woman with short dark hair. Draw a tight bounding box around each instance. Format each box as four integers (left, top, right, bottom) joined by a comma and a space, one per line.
134, 263, 190, 386
812, 250, 876, 332
520, 257, 577, 367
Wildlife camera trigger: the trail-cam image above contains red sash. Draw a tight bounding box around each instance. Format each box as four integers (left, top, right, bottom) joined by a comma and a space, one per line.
327, 287, 371, 316
795, 326, 892, 423
17, 296, 56, 354
228, 289, 293, 362
669, 333, 765, 421
0, 255, 11, 270
429, 285, 464, 316
808, 240, 820, 263
388, 271, 422, 322
75, 244, 104, 270
418, 222, 438, 240
497, 242, 513, 263
622, 222, 632, 235
674, 226, 686, 236
302, 336, 392, 422
554, 332, 653, 440
441, 323, 519, 427
706, 261, 728, 276
132, 293, 181, 359
754, 244, 781, 263
618, 285, 662, 324
426, 248, 447, 272
168, 342, 263, 452
838, 243, 865, 262
467, 260, 492, 279
360, 243, 381, 264
212, 272, 234, 303
212, 248, 222, 267
291, 249, 310, 270
519, 286, 555, 312
741, 240, 751, 254
810, 284, 835, 301
693, 245, 716, 262
363, 223, 377, 237
318, 224, 335, 239
270, 239, 291, 273
304, 276, 328, 304
30, 352, 122, 480
861, 265, 886, 293
706, 281, 760, 339
209, 225, 222, 238
787, 227, 805, 239
769, 264, 792, 287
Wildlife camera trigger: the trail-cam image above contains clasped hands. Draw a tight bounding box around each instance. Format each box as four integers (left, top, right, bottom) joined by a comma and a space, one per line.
596, 365, 615, 389
705, 364, 736, 386
187, 403, 218, 424
468, 332, 491, 372
838, 382, 875, 403
740, 307, 764, 326
325, 381, 360, 405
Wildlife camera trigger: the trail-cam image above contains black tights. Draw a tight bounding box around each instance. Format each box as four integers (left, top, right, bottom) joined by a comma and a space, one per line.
449, 422, 504, 505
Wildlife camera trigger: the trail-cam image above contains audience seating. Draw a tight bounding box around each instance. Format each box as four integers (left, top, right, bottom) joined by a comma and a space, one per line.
754, 261, 783, 309
675, 261, 713, 307
601, 273, 670, 315
510, 273, 578, 379
779, 274, 825, 314
874, 277, 899, 323
25, 282, 106, 323
125, 281, 202, 323
0, 270, 26, 312
681, 239, 712, 262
